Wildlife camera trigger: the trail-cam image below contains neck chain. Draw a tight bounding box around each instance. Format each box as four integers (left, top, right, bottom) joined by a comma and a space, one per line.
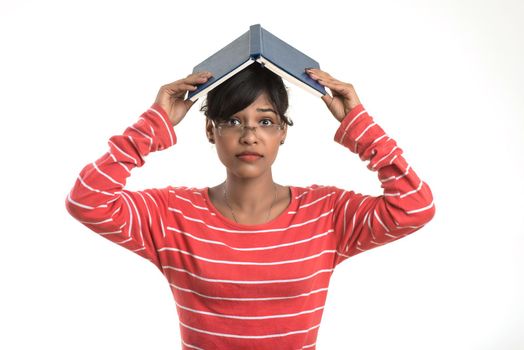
223, 183, 278, 223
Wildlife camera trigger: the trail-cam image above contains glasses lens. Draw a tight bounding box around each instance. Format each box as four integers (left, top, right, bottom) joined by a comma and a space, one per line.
217, 124, 282, 137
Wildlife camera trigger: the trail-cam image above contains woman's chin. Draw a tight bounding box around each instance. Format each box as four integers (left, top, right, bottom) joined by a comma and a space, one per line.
228, 165, 272, 180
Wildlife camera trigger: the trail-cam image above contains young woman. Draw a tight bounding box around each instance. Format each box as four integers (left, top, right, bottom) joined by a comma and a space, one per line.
66, 63, 435, 349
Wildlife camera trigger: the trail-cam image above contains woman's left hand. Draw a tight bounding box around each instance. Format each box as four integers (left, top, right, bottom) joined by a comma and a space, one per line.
306, 68, 361, 122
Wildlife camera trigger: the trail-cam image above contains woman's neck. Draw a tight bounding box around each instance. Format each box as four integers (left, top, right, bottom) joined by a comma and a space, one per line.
223, 172, 277, 214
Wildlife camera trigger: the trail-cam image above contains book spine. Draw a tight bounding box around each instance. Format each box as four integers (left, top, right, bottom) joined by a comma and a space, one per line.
249, 24, 262, 58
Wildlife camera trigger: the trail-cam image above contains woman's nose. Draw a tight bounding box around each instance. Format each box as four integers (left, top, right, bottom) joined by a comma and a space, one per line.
239, 126, 258, 143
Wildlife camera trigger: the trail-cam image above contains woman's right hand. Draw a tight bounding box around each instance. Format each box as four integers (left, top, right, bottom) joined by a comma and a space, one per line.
154, 71, 212, 126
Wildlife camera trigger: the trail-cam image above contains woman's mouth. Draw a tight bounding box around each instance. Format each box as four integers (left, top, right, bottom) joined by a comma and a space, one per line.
236, 152, 263, 162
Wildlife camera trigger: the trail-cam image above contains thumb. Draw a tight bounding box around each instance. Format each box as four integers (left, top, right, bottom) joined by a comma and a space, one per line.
184, 98, 197, 112
321, 94, 333, 107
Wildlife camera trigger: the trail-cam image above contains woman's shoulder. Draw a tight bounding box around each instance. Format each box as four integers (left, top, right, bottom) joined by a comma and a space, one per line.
164, 185, 209, 206
167, 186, 208, 198
291, 184, 347, 201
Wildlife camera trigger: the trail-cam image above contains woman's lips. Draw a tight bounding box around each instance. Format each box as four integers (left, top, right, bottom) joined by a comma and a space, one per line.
236, 153, 263, 162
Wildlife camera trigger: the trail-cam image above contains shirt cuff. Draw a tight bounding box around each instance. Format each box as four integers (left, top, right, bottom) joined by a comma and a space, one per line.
334, 104, 365, 144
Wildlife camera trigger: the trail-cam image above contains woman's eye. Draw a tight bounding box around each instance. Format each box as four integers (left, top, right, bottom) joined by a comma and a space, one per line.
259, 119, 274, 126
225, 118, 241, 126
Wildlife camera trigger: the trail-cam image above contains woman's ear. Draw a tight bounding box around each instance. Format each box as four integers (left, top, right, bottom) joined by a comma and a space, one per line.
280, 123, 288, 145
205, 118, 215, 143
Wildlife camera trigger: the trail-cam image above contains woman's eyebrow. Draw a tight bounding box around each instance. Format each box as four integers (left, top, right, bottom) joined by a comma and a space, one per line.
256, 108, 277, 114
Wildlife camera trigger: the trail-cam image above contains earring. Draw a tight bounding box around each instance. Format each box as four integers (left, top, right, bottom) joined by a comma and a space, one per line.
209, 138, 215, 144
280, 140, 285, 145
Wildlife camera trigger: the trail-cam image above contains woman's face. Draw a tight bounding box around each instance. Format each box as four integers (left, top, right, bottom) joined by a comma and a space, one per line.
205, 93, 287, 180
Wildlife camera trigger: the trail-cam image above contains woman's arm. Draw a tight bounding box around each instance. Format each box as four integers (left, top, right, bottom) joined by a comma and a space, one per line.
307, 69, 436, 265
65, 72, 211, 269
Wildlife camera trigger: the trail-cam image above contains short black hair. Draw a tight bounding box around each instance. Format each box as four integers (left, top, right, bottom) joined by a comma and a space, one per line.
200, 63, 293, 126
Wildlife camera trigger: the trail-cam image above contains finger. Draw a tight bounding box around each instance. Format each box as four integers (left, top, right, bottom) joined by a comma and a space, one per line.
305, 67, 329, 75
193, 70, 213, 77
317, 79, 352, 97
314, 72, 353, 93
185, 71, 213, 84
313, 73, 342, 86
186, 71, 212, 78
321, 78, 344, 88
306, 69, 351, 92
321, 94, 334, 106
164, 82, 198, 93
183, 98, 196, 110
164, 72, 212, 90
306, 68, 333, 81
181, 76, 209, 88
176, 83, 198, 92
307, 72, 343, 90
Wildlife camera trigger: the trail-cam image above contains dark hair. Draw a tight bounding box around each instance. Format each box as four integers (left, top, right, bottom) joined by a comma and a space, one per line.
200, 63, 293, 126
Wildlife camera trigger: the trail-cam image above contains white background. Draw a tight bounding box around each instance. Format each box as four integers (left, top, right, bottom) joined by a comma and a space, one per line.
1, 0, 523, 349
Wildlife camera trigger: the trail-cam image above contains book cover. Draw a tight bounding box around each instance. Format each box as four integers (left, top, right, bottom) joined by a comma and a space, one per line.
188, 24, 326, 101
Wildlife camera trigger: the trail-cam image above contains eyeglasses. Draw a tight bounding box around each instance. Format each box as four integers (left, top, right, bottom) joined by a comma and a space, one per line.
212, 120, 284, 137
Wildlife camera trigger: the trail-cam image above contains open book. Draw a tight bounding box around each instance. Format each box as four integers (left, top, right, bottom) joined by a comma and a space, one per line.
188, 24, 327, 102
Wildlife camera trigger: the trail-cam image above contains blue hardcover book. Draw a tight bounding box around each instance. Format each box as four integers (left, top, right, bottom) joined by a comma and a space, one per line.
188, 24, 327, 101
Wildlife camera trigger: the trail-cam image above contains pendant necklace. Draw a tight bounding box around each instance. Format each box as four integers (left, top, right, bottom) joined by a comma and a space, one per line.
223, 183, 278, 223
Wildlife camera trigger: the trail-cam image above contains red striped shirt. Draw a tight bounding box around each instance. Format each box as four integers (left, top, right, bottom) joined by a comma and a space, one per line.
66, 103, 435, 349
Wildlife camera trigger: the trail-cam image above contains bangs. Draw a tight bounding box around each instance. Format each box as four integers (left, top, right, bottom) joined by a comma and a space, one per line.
200, 63, 292, 126
212, 76, 270, 122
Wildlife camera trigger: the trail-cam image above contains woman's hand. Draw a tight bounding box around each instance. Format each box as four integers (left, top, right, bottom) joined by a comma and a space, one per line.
306, 68, 361, 123
154, 71, 212, 126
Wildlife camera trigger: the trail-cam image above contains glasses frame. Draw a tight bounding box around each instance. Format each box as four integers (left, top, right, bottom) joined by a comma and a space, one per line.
211, 120, 285, 138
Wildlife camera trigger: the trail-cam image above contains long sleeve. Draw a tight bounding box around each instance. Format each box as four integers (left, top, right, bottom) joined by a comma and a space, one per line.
65, 104, 175, 270
332, 104, 435, 265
